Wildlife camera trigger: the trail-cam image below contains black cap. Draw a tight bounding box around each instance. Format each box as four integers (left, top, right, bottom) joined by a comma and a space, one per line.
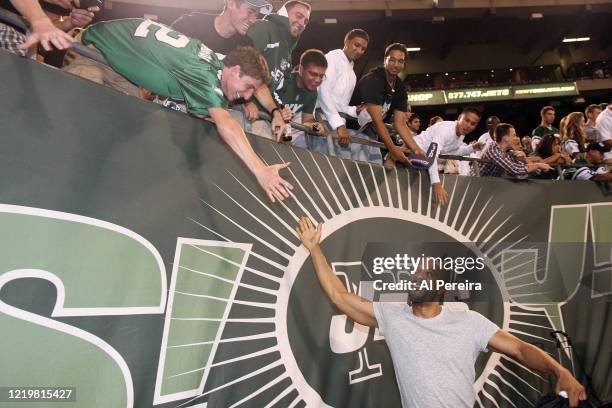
585, 142, 611, 153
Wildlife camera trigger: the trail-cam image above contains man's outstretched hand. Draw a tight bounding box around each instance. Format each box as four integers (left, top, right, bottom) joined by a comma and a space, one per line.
253, 163, 293, 203
296, 216, 321, 251
433, 183, 449, 206
555, 368, 587, 408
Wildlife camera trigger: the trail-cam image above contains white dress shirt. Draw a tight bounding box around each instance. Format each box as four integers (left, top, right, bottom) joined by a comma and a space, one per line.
596, 106, 612, 161
317, 49, 358, 130
414, 121, 474, 184
477, 132, 493, 146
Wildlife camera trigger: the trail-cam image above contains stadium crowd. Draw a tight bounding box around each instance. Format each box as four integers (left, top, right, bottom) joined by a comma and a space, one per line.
1, 0, 611, 206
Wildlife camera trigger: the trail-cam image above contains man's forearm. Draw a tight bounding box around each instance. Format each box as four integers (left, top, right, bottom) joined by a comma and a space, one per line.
254, 85, 278, 113
394, 118, 421, 153
516, 342, 565, 378
309, 245, 349, 304
593, 172, 612, 182
210, 109, 265, 173
11, 0, 49, 23
372, 118, 395, 149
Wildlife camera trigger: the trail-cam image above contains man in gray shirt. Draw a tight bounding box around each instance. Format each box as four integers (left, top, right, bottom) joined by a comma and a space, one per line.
296, 217, 587, 408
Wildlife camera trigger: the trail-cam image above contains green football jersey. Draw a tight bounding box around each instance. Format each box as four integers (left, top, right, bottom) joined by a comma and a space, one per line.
273, 71, 317, 116
82, 18, 227, 116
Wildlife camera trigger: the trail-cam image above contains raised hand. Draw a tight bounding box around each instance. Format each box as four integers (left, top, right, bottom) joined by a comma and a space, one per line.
296, 216, 322, 251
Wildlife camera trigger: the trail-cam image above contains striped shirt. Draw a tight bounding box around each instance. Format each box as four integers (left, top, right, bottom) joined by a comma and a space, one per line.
475, 142, 528, 178
0, 22, 27, 57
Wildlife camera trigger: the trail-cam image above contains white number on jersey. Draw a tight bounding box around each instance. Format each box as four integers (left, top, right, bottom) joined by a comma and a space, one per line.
134, 20, 189, 48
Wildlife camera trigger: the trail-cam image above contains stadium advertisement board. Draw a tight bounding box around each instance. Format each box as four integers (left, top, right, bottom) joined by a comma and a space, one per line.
408, 82, 579, 106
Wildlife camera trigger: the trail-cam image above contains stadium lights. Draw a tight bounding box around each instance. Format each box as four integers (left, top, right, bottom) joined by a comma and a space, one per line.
323, 18, 338, 24
530, 12, 543, 20
562, 37, 591, 43
406, 47, 421, 52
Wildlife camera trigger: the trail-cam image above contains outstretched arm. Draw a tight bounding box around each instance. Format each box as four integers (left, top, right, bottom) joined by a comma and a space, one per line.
366, 104, 410, 165
296, 217, 377, 327
208, 107, 293, 202
12, 0, 73, 50
393, 110, 425, 156
488, 330, 586, 407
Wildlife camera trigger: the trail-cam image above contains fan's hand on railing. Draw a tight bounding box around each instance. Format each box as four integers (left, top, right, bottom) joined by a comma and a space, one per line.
21, 17, 73, 51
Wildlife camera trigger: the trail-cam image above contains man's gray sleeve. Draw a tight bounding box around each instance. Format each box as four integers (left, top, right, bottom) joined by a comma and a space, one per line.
468, 310, 499, 352
372, 302, 386, 336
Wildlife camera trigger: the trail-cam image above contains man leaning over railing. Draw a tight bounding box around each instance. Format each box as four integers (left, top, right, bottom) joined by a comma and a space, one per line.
474, 123, 553, 179
346, 43, 425, 165
63, 18, 292, 202
413, 107, 484, 205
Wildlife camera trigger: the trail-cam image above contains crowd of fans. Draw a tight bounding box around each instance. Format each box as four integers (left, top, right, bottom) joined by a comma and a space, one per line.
1, 0, 611, 206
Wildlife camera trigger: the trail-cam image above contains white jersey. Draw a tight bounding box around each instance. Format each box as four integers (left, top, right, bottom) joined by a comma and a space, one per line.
561, 139, 580, 155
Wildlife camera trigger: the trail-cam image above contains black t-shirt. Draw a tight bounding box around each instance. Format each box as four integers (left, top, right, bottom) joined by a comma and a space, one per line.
170, 12, 253, 56
348, 66, 408, 130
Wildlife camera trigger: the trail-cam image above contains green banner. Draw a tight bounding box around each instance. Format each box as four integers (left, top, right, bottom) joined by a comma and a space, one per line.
446, 87, 512, 103
513, 82, 579, 99
408, 90, 446, 106
0, 50, 610, 408
407, 82, 579, 106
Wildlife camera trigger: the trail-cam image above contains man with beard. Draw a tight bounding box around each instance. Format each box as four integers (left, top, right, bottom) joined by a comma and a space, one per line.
296, 216, 587, 408
170, 0, 272, 57
244, 0, 311, 140
347, 43, 425, 164
315, 28, 370, 156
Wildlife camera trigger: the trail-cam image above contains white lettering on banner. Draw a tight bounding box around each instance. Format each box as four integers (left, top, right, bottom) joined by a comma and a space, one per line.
328, 263, 384, 385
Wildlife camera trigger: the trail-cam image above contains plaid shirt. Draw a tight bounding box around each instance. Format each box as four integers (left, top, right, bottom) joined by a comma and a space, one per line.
0, 23, 27, 57
474, 142, 528, 178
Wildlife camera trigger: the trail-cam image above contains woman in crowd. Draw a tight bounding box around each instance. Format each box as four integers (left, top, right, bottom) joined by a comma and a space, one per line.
532, 134, 572, 178
560, 112, 586, 159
